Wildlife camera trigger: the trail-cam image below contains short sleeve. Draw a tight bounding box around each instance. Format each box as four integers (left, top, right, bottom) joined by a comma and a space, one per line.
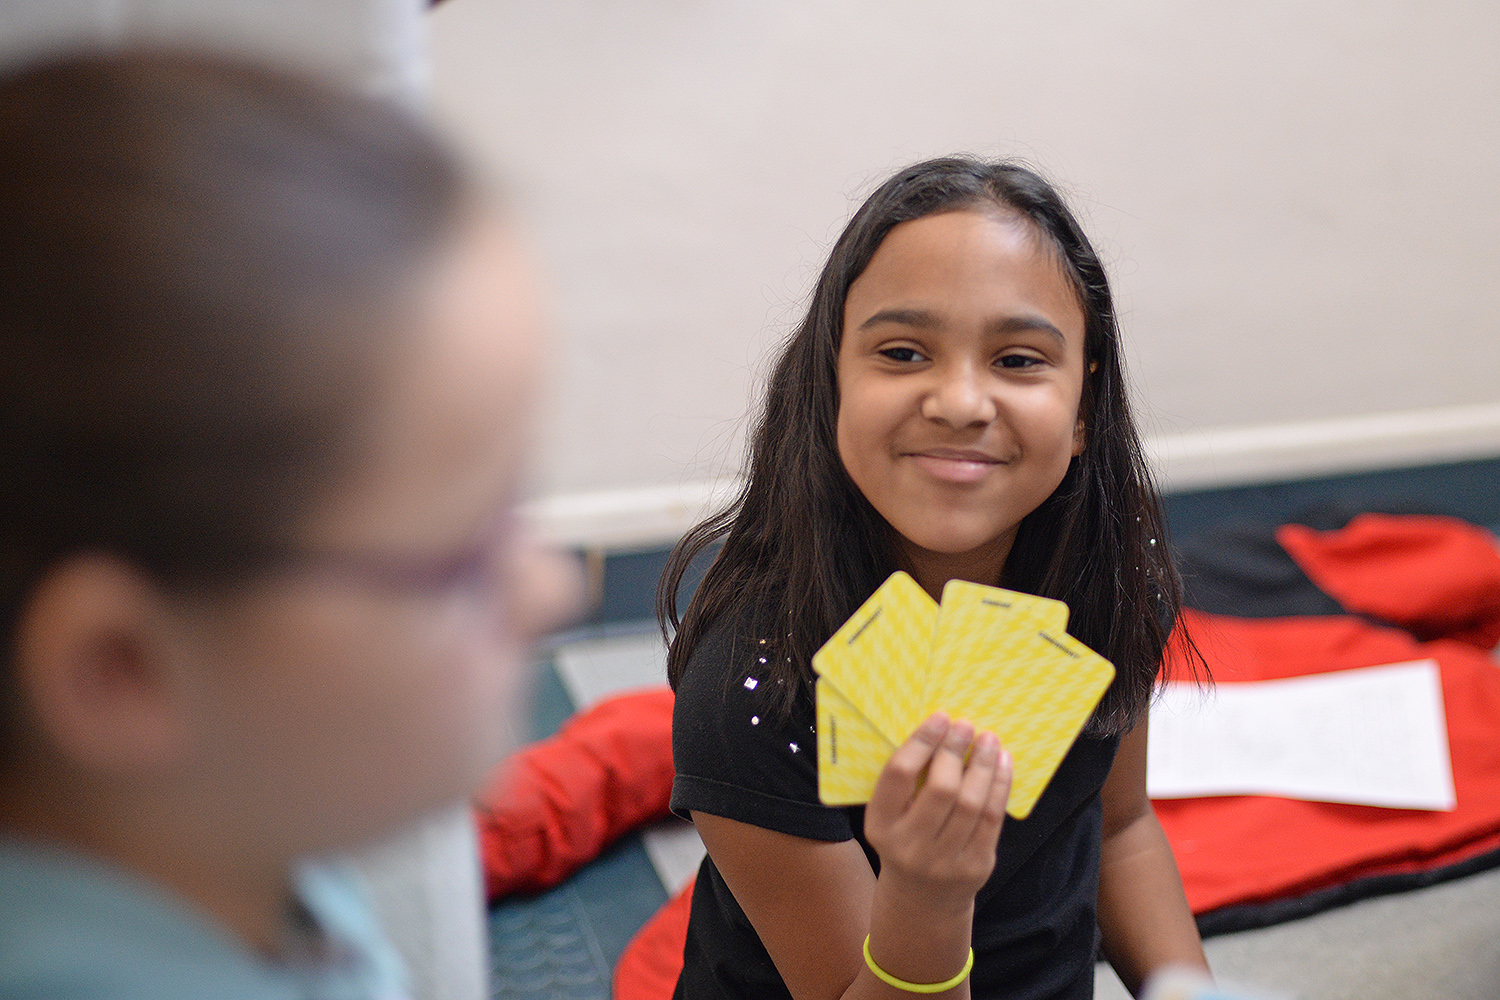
670, 617, 854, 843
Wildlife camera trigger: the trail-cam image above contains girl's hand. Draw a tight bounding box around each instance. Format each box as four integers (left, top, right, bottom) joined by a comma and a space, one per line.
864, 713, 1012, 910
691, 714, 1009, 1000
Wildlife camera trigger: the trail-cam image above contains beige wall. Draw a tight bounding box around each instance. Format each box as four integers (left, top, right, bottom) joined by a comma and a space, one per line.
12, 2, 1494, 536
429, 0, 1500, 529
0, 0, 427, 98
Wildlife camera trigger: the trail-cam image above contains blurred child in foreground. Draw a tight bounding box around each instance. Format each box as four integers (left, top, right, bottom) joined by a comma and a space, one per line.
0, 49, 577, 998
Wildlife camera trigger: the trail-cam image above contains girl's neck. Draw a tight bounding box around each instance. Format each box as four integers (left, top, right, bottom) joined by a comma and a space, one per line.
896, 532, 1015, 602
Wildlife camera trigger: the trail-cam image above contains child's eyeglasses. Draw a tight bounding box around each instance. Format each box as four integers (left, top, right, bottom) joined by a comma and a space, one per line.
282, 513, 517, 598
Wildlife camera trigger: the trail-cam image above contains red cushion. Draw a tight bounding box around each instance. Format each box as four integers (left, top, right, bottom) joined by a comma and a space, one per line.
475, 686, 676, 900
1277, 513, 1500, 649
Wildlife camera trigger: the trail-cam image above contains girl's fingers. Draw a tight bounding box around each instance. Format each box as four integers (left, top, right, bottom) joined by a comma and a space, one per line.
942, 731, 1014, 857
908, 718, 974, 819
865, 721, 1010, 896
968, 744, 1013, 852
868, 713, 950, 822
931, 730, 1001, 851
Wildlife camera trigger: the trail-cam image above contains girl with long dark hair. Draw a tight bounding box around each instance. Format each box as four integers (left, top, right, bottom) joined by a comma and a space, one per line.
661, 158, 1208, 999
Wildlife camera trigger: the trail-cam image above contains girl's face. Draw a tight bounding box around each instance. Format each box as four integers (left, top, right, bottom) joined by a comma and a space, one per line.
837, 208, 1087, 587
176, 215, 581, 857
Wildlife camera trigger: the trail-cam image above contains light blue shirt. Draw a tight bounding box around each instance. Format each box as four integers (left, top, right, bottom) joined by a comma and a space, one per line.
0, 838, 409, 1000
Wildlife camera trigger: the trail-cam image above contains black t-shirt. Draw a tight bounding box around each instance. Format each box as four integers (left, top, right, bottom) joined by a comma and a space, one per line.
670, 613, 1122, 1000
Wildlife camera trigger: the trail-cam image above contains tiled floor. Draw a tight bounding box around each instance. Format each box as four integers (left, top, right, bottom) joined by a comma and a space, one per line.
1095, 863, 1500, 1000
489, 646, 672, 1000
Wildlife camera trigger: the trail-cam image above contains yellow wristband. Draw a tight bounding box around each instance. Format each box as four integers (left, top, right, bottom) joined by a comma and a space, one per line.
862, 935, 974, 994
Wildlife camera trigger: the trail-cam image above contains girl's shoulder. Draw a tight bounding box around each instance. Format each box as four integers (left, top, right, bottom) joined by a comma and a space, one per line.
670, 607, 847, 841
675, 604, 797, 698
676, 616, 808, 723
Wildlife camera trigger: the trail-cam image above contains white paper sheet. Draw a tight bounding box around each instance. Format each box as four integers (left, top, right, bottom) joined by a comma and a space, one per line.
1147, 660, 1456, 811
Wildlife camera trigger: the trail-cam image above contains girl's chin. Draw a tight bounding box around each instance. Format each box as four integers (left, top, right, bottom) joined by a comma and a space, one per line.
894, 527, 1016, 564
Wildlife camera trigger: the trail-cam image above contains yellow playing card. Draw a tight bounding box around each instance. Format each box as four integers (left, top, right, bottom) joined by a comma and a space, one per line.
812, 573, 1114, 819
811, 571, 937, 745
926, 580, 1115, 819
924, 582, 1070, 715
816, 678, 896, 805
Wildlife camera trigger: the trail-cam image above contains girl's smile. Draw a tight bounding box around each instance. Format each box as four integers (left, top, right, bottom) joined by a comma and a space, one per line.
907, 448, 1004, 484
836, 208, 1088, 589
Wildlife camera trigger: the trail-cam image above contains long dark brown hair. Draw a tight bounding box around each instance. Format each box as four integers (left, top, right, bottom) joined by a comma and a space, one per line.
658, 157, 1190, 735
0, 50, 465, 746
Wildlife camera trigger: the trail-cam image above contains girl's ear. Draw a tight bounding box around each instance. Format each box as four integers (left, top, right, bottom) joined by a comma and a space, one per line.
13, 554, 191, 775
1075, 360, 1098, 456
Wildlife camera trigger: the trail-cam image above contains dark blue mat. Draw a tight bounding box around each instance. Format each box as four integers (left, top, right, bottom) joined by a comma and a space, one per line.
490, 829, 668, 999
491, 660, 670, 998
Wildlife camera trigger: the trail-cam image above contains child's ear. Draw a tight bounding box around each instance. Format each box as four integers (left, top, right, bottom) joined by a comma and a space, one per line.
13, 554, 190, 775
1075, 362, 1098, 456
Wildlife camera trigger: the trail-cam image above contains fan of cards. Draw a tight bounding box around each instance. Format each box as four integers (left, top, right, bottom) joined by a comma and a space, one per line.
813, 571, 1115, 819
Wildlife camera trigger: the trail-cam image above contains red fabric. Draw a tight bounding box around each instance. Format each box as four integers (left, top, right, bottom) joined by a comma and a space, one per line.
1158, 608, 1500, 914
475, 686, 676, 900
613, 877, 695, 1000
1276, 513, 1500, 649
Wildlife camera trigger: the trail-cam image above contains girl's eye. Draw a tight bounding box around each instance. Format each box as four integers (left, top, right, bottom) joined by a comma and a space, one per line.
997, 353, 1044, 370
879, 346, 927, 363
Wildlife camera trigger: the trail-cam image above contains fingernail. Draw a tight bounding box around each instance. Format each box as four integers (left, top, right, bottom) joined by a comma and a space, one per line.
919, 713, 948, 739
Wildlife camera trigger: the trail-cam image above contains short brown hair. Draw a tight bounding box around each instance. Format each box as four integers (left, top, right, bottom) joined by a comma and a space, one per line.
0, 49, 466, 735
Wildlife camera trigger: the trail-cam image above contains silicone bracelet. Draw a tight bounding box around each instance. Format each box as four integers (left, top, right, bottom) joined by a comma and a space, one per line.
862, 935, 974, 994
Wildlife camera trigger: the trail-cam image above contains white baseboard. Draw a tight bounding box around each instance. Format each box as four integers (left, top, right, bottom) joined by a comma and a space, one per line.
521, 476, 744, 552
522, 402, 1500, 551
1148, 401, 1500, 492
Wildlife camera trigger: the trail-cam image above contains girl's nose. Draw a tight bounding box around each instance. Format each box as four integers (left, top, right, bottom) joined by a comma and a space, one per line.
920, 362, 997, 427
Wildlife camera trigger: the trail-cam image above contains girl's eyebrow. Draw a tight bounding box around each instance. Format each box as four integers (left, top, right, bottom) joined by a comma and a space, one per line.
859, 306, 941, 330
988, 315, 1066, 344
859, 307, 1065, 343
